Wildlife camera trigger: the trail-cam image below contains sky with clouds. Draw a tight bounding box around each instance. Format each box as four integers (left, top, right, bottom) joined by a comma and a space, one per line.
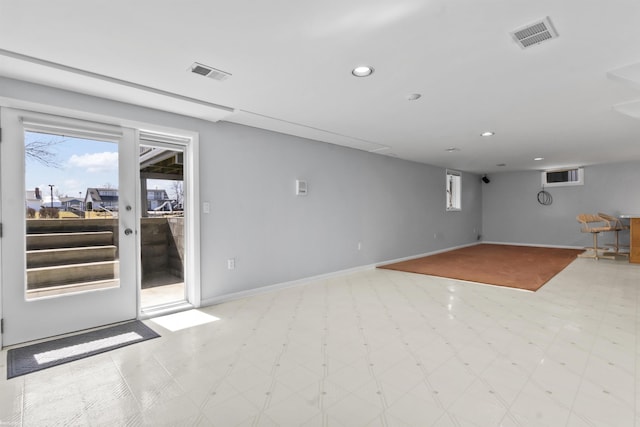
25, 132, 173, 201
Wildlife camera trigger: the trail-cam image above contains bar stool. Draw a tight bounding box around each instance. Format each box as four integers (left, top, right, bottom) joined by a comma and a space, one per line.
576, 214, 615, 260
598, 212, 629, 256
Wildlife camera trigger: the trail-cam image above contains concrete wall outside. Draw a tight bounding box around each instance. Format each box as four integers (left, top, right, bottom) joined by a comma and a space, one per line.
166, 217, 184, 278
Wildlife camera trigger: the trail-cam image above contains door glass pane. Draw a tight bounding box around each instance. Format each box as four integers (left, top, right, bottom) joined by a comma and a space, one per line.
139, 144, 185, 307
25, 131, 120, 299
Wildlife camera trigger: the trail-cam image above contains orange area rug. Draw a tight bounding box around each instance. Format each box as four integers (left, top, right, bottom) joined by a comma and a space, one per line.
378, 244, 584, 291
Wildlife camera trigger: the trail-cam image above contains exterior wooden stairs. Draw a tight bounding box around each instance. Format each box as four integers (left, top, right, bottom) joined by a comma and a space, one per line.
26, 230, 119, 297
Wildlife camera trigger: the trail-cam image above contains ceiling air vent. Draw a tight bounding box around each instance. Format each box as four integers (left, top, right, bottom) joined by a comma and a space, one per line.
511, 16, 558, 49
189, 62, 231, 81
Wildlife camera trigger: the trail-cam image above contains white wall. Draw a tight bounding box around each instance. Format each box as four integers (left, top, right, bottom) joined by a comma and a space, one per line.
0, 77, 483, 302
482, 162, 640, 248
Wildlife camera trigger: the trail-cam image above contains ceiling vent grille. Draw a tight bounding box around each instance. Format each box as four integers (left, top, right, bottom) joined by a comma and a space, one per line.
189, 62, 232, 81
511, 17, 558, 49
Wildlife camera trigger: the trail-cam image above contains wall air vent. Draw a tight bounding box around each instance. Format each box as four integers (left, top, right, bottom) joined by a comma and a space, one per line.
189, 62, 232, 81
511, 16, 558, 49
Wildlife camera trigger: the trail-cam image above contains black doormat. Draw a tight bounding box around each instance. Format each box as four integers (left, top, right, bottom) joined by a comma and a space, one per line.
7, 320, 160, 379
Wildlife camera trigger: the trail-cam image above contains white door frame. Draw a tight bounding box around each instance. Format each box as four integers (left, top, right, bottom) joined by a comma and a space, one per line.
137, 129, 201, 317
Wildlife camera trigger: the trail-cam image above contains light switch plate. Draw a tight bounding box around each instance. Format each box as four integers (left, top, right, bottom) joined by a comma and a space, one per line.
296, 180, 307, 196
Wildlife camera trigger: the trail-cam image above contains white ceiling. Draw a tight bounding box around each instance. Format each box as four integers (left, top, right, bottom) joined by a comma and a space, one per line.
1, 0, 640, 173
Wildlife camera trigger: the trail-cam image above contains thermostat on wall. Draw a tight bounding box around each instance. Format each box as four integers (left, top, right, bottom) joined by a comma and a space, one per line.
296, 180, 308, 196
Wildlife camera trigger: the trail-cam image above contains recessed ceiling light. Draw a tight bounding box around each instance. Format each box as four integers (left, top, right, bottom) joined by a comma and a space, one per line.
406, 93, 422, 101
352, 65, 374, 77
445, 147, 461, 152
481, 131, 495, 137
534, 157, 544, 161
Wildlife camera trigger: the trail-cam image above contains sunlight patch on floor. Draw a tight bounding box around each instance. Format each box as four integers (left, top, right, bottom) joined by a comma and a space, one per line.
150, 309, 219, 332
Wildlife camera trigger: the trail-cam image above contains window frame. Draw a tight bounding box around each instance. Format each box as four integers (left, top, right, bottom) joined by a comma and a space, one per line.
446, 169, 462, 211
541, 167, 584, 187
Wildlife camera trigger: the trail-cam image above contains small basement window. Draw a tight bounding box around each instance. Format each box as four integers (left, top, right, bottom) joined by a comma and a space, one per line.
541, 167, 584, 187
446, 169, 461, 211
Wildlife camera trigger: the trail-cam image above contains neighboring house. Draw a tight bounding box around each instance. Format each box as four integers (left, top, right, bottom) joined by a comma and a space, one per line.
84, 187, 169, 211
146, 189, 170, 211
41, 195, 62, 209
59, 197, 84, 212
25, 187, 43, 211
85, 188, 119, 211
26, 187, 61, 210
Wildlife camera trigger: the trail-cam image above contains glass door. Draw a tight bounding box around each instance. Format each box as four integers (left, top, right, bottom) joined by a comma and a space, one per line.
139, 141, 186, 309
1, 108, 138, 347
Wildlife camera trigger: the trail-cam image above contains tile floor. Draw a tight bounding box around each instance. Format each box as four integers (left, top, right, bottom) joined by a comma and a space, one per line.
1, 257, 640, 426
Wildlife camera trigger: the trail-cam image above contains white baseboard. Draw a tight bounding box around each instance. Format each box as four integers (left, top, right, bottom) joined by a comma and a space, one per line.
374, 242, 480, 266
200, 263, 377, 307
481, 241, 584, 250
200, 242, 482, 308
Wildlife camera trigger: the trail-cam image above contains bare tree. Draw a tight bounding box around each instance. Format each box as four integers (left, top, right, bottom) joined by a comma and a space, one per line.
25, 139, 64, 168
171, 181, 184, 207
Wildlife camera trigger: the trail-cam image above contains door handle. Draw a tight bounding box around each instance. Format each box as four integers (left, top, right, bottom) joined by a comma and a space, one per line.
124, 228, 133, 236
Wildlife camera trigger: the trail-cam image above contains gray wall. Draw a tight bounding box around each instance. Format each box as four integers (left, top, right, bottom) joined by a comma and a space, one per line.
200, 122, 482, 298
0, 77, 483, 301
482, 162, 640, 247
